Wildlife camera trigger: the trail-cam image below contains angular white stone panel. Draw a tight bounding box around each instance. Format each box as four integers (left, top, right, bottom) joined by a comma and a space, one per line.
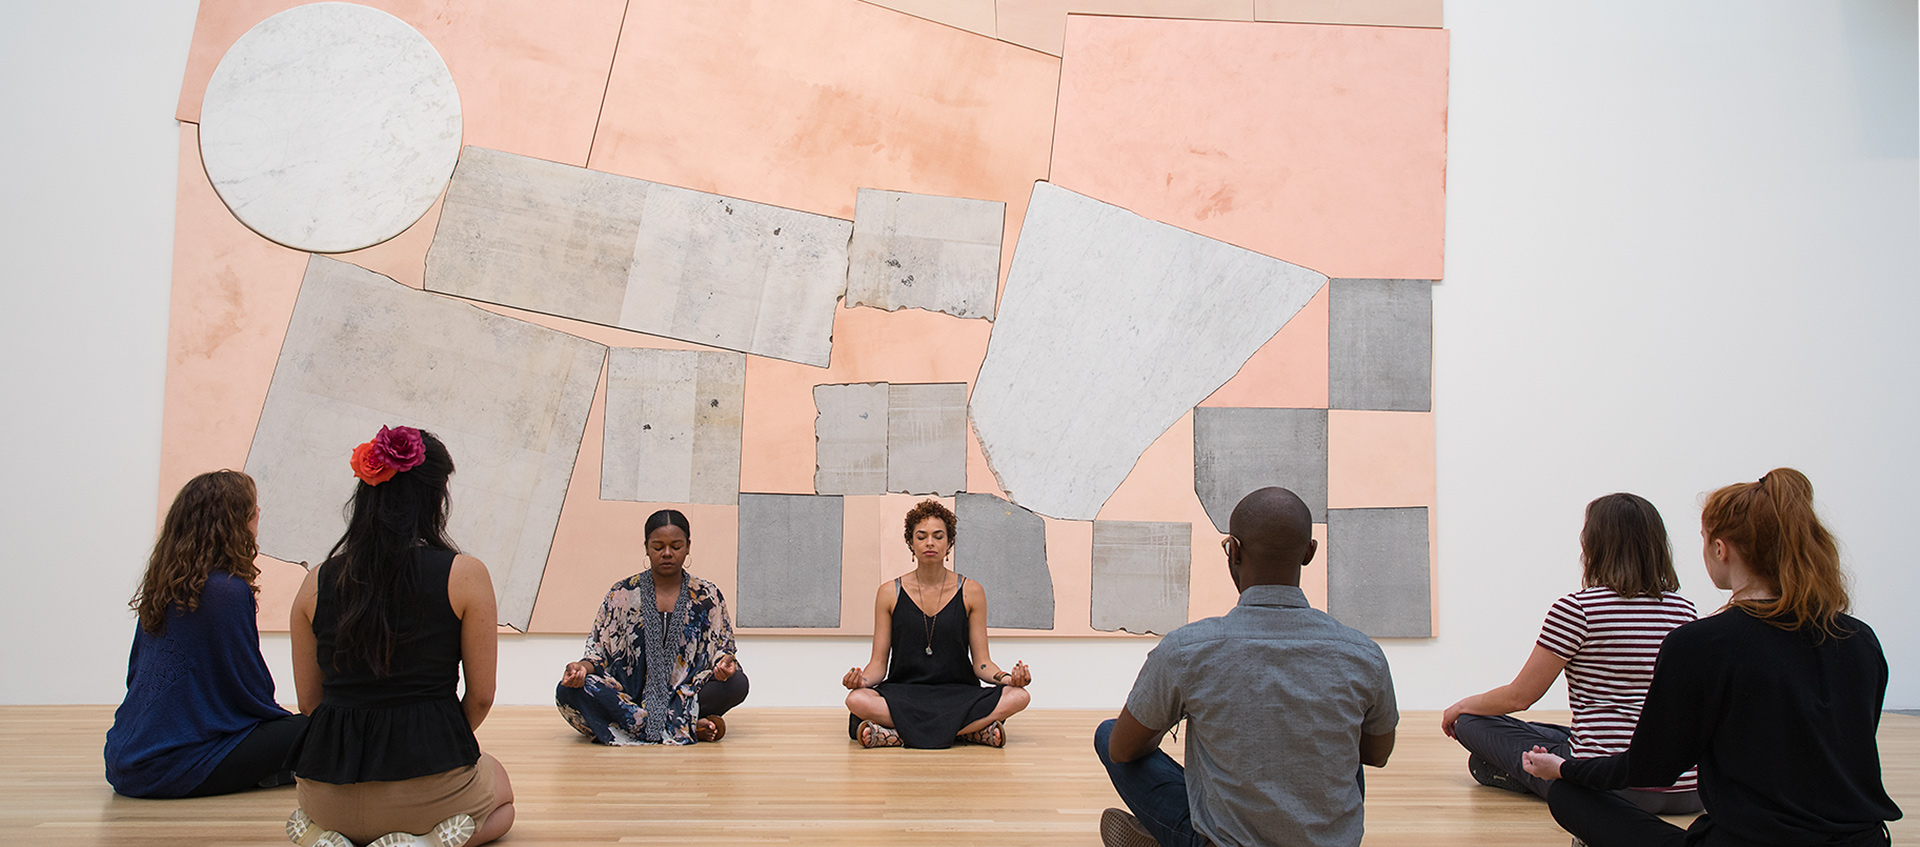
971, 182, 1329, 520
887, 383, 969, 496
245, 257, 606, 631
601, 348, 746, 505
814, 383, 890, 495
847, 188, 1004, 319
200, 3, 462, 253
427, 147, 852, 367
1090, 520, 1191, 635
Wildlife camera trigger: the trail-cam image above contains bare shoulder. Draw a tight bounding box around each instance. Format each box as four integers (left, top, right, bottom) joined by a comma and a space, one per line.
448, 554, 496, 609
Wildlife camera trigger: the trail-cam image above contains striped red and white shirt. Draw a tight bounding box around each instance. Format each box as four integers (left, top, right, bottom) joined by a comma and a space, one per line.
1537, 586, 1699, 792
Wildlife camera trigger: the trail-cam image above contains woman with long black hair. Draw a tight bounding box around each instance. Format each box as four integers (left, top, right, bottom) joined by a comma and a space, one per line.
285, 426, 514, 847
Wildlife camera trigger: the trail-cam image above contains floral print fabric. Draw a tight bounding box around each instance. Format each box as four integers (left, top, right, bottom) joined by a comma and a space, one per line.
557, 571, 737, 745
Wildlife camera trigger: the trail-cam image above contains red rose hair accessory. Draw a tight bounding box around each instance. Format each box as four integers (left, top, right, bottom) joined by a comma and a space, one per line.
349, 425, 428, 486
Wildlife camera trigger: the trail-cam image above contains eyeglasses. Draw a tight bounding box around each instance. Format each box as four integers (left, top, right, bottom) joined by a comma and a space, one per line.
1220, 535, 1236, 555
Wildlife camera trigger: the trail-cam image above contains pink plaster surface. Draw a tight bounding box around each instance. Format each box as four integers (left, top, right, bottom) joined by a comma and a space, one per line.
860, 0, 998, 37
1327, 410, 1435, 508
995, 1, 1254, 55
1050, 15, 1449, 279
175, 0, 626, 167
1201, 283, 1330, 408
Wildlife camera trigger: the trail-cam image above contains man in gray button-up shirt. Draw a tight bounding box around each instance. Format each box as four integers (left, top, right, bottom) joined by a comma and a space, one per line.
1094, 486, 1399, 847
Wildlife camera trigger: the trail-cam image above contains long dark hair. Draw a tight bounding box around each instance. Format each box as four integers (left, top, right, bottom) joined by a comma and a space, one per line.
1579, 492, 1679, 598
132, 470, 260, 634
324, 430, 458, 675
1702, 468, 1850, 638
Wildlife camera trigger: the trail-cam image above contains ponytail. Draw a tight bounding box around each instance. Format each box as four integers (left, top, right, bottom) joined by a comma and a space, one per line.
1700, 468, 1850, 638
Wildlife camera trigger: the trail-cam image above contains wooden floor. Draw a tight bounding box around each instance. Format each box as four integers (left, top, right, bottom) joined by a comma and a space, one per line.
4, 707, 1914, 846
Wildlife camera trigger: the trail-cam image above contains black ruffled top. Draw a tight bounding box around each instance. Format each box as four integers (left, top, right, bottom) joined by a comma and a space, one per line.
293, 547, 480, 784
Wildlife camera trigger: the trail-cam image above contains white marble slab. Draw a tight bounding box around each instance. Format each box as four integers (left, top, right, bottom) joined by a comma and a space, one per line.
1090, 520, 1191, 635
887, 382, 969, 496
427, 147, 851, 367
846, 188, 1003, 319
245, 257, 606, 631
200, 2, 462, 253
601, 348, 746, 505
813, 383, 890, 495
970, 182, 1330, 520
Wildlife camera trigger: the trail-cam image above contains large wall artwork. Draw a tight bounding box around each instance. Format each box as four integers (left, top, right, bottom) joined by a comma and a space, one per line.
159, 0, 1448, 639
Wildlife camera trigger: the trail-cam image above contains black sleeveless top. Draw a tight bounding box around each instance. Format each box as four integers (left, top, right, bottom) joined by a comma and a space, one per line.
884, 575, 980, 686
294, 547, 480, 784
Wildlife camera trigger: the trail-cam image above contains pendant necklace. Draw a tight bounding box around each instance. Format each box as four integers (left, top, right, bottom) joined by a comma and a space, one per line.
915, 571, 948, 656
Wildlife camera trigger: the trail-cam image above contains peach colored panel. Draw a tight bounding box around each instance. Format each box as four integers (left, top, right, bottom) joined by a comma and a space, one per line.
996, 1, 1253, 55
253, 556, 306, 633
588, 0, 1059, 304
739, 305, 995, 496
1327, 410, 1435, 508
175, 0, 625, 167
860, 0, 998, 36
1255, 0, 1441, 27
1051, 16, 1449, 279
1201, 282, 1330, 408
1038, 517, 1094, 636
1303, 523, 1330, 611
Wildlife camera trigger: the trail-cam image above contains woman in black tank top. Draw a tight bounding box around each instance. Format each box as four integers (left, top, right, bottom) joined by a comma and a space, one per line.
841, 499, 1034, 748
285, 427, 516, 847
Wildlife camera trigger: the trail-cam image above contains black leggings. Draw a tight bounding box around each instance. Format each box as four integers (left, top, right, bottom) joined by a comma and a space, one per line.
698, 671, 750, 717
182, 714, 309, 797
1547, 781, 1891, 847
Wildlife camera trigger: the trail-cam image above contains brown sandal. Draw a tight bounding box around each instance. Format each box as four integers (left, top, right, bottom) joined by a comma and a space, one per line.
696, 715, 727, 742
857, 720, 903, 748
962, 719, 1006, 748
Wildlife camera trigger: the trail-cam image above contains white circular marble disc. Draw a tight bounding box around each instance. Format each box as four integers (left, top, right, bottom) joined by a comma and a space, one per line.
200, 2, 462, 253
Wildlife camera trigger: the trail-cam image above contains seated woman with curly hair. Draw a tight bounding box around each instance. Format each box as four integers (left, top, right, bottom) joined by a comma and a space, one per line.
842, 499, 1032, 749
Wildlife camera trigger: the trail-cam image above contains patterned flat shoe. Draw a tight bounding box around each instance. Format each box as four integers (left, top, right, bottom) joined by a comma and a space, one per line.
365, 812, 477, 847
286, 809, 353, 847
962, 719, 1006, 748
857, 720, 903, 748
1099, 808, 1156, 847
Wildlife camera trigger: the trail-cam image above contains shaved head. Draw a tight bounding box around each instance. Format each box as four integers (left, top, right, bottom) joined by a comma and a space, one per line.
1226, 487, 1316, 589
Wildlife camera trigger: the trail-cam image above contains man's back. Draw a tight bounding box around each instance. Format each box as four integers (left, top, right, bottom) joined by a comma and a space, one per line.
1126, 585, 1398, 847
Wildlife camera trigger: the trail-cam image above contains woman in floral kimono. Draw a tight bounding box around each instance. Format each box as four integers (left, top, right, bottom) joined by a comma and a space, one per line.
555, 510, 746, 744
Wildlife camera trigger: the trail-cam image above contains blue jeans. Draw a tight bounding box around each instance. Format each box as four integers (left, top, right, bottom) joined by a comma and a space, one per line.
1093, 719, 1206, 847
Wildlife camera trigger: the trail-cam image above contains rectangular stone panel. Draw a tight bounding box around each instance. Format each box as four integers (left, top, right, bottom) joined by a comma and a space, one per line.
1194, 407, 1328, 530
736, 494, 844, 627
847, 188, 1004, 320
955, 494, 1054, 629
1091, 520, 1191, 635
244, 256, 607, 631
426, 146, 852, 367
888, 383, 969, 496
814, 383, 890, 495
601, 348, 746, 505
1326, 506, 1431, 638
1329, 278, 1432, 412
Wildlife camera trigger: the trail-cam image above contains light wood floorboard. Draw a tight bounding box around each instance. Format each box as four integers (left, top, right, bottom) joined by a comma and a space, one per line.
3, 707, 1913, 846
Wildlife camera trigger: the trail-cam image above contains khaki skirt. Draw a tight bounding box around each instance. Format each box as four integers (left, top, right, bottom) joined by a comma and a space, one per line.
296, 752, 501, 844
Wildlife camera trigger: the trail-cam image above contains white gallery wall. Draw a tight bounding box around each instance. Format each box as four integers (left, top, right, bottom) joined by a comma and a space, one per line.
1, 0, 1913, 710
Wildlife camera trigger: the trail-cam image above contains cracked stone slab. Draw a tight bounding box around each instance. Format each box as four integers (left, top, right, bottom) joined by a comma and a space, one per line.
887, 383, 969, 496
1327, 506, 1432, 637
1194, 407, 1329, 529
1090, 520, 1191, 635
814, 383, 890, 495
970, 182, 1329, 520
245, 256, 606, 631
1329, 278, 1432, 411
601, 348, 746, 505
846, 188, 1003, 319
735, 493, 845, 627
954, 493, 1053, 629
426, 146, 852, 366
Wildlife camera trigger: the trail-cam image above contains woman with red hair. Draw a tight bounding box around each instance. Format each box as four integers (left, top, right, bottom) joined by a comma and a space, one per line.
1523, 469, 1901, 846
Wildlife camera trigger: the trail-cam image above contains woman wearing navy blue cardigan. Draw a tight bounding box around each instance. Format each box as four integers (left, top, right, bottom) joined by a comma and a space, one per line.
105, 470, 307, 798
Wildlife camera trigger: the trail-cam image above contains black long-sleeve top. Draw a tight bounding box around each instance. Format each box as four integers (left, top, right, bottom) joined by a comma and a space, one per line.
1560, 608, 1901, 845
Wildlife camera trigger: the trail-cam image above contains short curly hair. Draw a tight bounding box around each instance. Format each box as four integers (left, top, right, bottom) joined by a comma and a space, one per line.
902, 499, 956, 545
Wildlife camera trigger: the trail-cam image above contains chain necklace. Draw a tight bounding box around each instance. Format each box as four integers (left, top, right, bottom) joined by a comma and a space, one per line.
913, 570, 952, 656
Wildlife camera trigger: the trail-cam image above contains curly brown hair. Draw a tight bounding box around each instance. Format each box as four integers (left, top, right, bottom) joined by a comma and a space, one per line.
131, 470, 261, 634
902, 499, 956, 545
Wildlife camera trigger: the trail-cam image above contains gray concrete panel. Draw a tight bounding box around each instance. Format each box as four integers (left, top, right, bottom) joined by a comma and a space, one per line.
814, 383, 890, 495
954, 493, 1053, 629
887, 383, 969, 496
1328, 278, 1432, 411
1193, 407, 1329, 529
735, 493, 845, 628
1326, 507, 1432, 637
1090, 520, 1191, 635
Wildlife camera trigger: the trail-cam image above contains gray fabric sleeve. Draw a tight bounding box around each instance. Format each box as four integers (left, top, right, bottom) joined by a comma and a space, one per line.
1123, 638, 1182, 731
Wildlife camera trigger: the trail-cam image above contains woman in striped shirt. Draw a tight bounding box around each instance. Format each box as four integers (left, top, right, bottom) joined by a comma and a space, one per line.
1441, 492, 1701, 815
